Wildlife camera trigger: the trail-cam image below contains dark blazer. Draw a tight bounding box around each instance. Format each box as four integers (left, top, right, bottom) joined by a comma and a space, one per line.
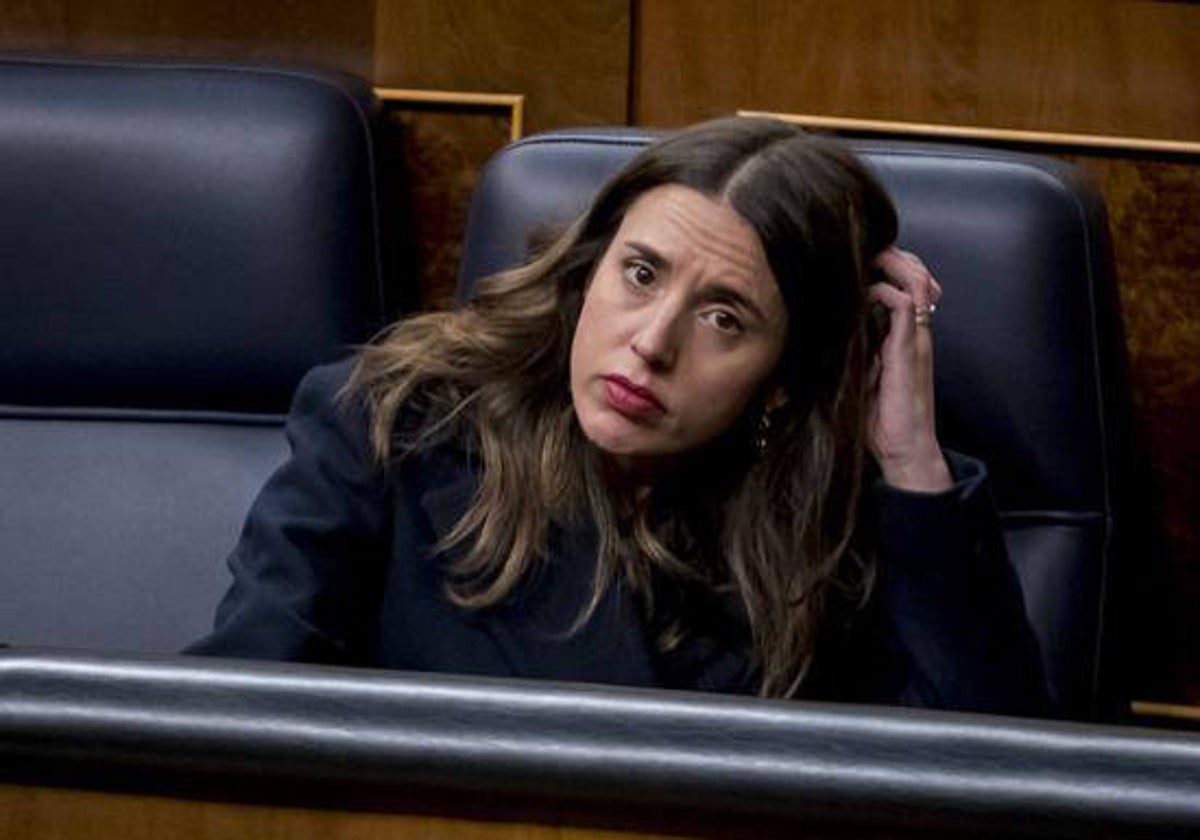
188, 360, 1046, 715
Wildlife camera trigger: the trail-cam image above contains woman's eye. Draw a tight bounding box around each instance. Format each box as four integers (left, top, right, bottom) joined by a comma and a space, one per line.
704, 309, 743, 334
623, 260, 656, 288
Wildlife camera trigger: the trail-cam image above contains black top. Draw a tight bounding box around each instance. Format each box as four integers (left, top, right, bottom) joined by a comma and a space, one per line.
188, 360, 1046, 715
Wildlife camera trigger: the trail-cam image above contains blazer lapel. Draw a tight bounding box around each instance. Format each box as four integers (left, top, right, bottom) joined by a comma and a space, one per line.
480, 519, 660, 687
418, 460, 659, 688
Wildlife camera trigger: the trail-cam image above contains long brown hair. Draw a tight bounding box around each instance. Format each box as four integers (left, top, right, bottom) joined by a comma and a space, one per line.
350, 117, 898, 697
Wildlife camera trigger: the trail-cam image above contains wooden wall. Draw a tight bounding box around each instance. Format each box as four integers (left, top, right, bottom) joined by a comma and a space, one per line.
0, 0, 375, 76
6, 2, 1195, 261
370, 0, 629, 308
2, 0, 1199, 708
633, 1, 1200, 139
374, 0, 629, 133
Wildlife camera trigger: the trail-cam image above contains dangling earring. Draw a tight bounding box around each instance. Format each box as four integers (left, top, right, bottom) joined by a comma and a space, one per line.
755, 407, 773, 456
756, 387, 788, 456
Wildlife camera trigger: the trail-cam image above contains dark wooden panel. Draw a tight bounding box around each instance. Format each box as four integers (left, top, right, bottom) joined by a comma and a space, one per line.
0, 0, 374, 77
378, 100, 518, 310
1076, 152, 1200, 703
374, 0, 629, 133
373, 0, 631, 309
0, 783, 683, 840
633, 0, 1200, 140
0, 783, 879, 840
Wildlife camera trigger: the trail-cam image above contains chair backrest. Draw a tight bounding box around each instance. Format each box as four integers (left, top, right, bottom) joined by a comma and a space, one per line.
0, 55, 386, 654
458, 127, 1132, 719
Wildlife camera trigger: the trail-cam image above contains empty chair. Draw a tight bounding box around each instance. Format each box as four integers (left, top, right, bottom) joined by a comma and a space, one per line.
0, 55, 387, 653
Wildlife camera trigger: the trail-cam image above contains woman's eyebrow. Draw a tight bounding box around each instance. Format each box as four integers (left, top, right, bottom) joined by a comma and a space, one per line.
623, 240, 669, 267
700, 283, 767, 322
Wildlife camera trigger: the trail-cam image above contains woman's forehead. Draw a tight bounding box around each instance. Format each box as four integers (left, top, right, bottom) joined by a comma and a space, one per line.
616, 185, 779, 300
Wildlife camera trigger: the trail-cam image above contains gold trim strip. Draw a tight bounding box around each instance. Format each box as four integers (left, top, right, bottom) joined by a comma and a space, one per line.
739, 110, 1200, 156
375, 87, 525, 142
1131, 701, 1200, 723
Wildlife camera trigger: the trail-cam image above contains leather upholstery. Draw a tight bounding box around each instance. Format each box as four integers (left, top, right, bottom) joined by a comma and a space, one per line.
0, 82, 1183, 835
459, 129, 1132, 719
4, 648, 1199, 838
0, 56, 385, 654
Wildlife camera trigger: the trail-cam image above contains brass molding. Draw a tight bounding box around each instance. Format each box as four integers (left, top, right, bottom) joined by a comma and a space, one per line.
375, 88, 525, 142
739, 110, 1200, 156
1132, 700, 1200, 724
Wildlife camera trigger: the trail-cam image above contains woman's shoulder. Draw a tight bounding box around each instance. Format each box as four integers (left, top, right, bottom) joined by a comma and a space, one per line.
294, 355, 358, 398
289, 355, 473, 469
290, 356, 430, 431
286, 357, 370, 444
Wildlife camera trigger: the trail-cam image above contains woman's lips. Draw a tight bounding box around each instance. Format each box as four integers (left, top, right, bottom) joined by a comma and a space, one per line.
602, 375, 665, 420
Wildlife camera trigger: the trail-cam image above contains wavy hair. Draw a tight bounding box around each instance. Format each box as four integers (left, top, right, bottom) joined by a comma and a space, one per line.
350, 116, 898, 697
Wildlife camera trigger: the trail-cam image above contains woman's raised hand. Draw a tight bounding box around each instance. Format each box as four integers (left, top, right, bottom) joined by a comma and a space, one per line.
866, 247, 953, 492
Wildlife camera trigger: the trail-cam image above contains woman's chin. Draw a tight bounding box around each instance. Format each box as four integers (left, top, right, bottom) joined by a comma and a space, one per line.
579, 418, 686, 482
585, 429, 654, 460
579, 409, 657, 455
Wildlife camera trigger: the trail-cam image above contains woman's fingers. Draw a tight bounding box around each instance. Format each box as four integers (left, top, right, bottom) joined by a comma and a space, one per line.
867, 277, 911, 313
874, 247, 941, 308
867, 248, 951, 491
868, 278, 932, 352
874, 247, 941, 337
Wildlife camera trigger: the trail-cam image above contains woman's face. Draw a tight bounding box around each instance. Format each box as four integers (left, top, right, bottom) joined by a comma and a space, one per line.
570, 184, 789, 476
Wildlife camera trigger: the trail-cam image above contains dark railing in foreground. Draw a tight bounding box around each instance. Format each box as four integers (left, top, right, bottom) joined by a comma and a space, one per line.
2, 648, 1199, 838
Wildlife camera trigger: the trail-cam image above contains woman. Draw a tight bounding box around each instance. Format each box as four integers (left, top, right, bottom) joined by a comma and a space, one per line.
189, 117, 1045, 714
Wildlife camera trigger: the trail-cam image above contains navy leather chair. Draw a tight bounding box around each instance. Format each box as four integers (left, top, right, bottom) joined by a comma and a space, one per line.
3, 96, 1195, 839
458, 127, 1137, 720
0, 55, 386, 654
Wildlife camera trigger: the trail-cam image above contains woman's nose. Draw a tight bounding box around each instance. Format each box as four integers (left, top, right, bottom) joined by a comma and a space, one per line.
630, 302, 681, 370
